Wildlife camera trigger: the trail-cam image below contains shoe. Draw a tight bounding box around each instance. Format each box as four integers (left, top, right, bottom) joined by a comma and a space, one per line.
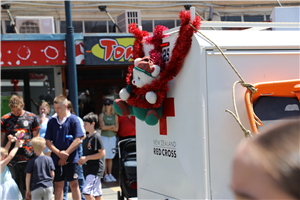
103, 174, 112, 182
109, 174, 117, 182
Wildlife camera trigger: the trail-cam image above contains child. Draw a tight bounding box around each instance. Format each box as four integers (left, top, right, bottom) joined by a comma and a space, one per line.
0, 135, 23, 200
78, 112, 106, 200
37, 101, 52, 156
24, 137, 55, 200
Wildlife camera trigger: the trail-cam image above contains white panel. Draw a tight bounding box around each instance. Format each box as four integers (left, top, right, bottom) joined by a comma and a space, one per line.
270, 7, 300, 31
137, 35, 209, 200
116, 10, 141, 33
15, 16, 54, 34
137, 29, 300, 200
206, 50, 300, 199
139, 188, 178, 200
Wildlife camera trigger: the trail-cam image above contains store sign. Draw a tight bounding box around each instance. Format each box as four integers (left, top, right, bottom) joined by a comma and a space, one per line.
1, 41, 66, 67
84, 36, 135, 65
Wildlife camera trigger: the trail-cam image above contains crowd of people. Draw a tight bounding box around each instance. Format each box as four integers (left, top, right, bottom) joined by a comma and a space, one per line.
0, 94, 135, 200
1, 94, 299, 200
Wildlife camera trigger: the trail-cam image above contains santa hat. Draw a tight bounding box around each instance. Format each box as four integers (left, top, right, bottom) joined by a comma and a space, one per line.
134, 56, 160, 78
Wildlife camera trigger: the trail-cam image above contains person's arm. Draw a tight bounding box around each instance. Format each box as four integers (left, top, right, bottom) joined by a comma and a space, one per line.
25, 173, 32, 200
51, 170, 55, 182
32, 129, 39, 137
99, 113, 118, 131
32, 115, 40, 137
46, 139, 69, 160
65, 117, 84, 155
110, 114, 119, 132
0, 139, 20, 167
65, 138, 82, 155
78, 149, 106, 165
4, 135, 13, 152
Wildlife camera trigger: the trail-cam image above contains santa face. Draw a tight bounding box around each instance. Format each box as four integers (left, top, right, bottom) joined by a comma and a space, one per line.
132, 69, 155, 88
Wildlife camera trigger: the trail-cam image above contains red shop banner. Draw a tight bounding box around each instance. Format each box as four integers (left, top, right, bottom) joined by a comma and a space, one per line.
1, 41, 67, 67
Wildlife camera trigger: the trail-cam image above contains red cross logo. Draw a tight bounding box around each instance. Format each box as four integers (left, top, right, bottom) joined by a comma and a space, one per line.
160, 98, 175, 135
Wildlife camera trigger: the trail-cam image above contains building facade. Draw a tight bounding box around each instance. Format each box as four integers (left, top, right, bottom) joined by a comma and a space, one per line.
1, 1, 299, 117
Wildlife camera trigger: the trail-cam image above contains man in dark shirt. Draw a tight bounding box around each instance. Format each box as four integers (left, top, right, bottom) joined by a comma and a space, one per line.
45, 95, 84, 200
1, 94, 40, 197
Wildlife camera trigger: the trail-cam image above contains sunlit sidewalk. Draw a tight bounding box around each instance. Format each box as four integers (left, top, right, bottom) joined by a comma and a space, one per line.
65, 181, 121, 200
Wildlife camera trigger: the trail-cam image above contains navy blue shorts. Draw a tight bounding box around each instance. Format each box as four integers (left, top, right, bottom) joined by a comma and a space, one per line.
54, 163, 80, 182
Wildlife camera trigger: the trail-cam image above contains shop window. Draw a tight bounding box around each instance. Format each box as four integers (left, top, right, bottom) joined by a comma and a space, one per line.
60, 21, 83, 33
5, 20, 15, 33
221, 16, 242, 21
154, 20, 175, 29
19, 21, 40, 33
1, 68, 55, 115
142, 20, 153, 32
77, 69, 123, 80
244, 15, 264, 22
85, 21, 107, 33
176, 19, 181, 27
78, 88, 95, 118
108, 21, 116, 33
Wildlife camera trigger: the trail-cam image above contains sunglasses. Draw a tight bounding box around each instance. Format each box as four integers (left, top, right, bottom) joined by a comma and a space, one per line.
104, 104, 111, 106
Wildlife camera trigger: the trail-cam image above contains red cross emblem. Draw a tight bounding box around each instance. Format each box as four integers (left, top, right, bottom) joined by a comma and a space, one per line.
160, 98, 175, 135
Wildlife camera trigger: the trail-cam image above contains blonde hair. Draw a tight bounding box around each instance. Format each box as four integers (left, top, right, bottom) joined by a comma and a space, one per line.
31, 137, 45, 153
53, 95, 68, 105
9, 95, 24, 108
0, 147, 8, 158
39, 101, 50, 110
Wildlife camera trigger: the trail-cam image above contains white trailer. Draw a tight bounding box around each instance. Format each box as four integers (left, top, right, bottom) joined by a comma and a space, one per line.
135, 17, 300, 199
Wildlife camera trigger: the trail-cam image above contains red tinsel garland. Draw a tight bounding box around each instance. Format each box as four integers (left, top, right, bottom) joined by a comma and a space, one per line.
126, 24, 149, 85
126, 11, 201, 109
145, 25, 169, 70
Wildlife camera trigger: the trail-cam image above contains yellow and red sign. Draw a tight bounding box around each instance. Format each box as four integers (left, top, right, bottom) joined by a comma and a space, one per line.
84, 36, 135, 65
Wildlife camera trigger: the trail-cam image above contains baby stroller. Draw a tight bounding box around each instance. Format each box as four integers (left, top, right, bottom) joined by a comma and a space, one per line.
117, 138, 137, 200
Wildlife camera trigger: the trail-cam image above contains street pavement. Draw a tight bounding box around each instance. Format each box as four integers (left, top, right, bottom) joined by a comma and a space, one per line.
66, 156, 122, 200
66, 181, 121, 200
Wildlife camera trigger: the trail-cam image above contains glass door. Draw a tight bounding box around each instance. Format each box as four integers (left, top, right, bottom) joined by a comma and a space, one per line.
1, 68, 56, 116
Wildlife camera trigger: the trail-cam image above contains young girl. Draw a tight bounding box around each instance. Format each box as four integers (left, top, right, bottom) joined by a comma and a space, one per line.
0, 135, 22, 200
37, 101, 51, 156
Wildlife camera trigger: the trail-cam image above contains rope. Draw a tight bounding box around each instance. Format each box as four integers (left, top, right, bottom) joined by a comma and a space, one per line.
189, 22, 257, 138
225, 81, 253, 139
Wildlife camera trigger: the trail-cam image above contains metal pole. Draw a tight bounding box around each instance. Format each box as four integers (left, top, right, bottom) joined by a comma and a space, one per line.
64, 0, 79, 115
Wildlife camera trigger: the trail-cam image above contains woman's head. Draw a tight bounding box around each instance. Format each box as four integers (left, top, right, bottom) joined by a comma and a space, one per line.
0, 147, 8, 160
39, 101, 50, 115
231, 119, 300, 199
102, 99, 114, 114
